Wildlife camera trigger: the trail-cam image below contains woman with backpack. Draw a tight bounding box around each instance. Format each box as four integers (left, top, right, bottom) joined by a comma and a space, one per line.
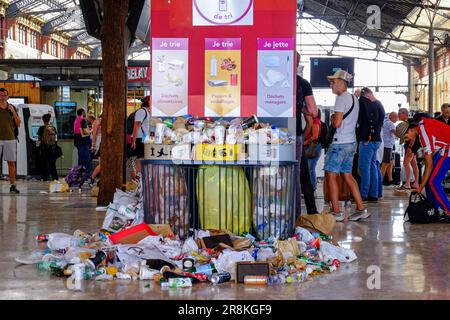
303, 109, 323, 191
37, 113, 59, 181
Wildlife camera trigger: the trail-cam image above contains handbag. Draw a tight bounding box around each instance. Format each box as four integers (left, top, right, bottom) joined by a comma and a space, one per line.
304, 141, 318, 159
53, 145, 63, 159
404, 192, 438, 224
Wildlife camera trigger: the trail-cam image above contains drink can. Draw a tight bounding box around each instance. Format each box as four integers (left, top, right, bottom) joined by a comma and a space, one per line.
244, 276, 267, 285
36, 234, 49, 242
209, 272, 231, 285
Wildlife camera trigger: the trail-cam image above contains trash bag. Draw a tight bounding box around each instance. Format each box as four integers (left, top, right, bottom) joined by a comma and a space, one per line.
113, 188, 139, 207
197, 166, 251, 235
252, 166, 293, 240
148, 166, 189, 239
47, 233, 83, 251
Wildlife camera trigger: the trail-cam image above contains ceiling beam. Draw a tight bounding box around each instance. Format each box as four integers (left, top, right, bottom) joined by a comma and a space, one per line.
42, 7, 83, 34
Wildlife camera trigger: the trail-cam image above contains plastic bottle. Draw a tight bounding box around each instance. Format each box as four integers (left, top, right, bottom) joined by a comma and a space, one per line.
188, 263, 217, 276
210, 56, 218, 77
36, 261, 58, 271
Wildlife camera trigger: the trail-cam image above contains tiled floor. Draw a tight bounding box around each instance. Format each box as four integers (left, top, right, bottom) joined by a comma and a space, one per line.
1, 180, 450, 300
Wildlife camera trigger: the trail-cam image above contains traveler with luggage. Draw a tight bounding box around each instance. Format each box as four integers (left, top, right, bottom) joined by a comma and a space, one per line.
402, 118, 450, 221
37, 113, 60, 181
324, 70, 369, 222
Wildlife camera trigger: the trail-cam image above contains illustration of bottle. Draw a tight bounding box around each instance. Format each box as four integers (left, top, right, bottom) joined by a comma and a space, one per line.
219, 0, 227, 12
210, 55, 218, 77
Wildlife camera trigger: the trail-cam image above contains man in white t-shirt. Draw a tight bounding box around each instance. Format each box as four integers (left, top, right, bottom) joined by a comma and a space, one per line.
381, 112, 398, 185
324, 70, 369, 222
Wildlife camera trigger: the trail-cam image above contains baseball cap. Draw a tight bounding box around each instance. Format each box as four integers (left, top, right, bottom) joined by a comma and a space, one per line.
327, 70, 353, 83
396, 121, 409, 144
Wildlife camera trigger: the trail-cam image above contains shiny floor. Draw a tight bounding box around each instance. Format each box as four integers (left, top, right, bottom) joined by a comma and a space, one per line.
1, 180, 450, 300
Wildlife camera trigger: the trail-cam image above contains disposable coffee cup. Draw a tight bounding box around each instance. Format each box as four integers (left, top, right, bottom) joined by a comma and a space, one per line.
214, 126, 225, 145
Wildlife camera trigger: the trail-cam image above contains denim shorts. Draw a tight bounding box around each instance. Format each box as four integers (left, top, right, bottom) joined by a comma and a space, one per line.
324, 142, 357, 174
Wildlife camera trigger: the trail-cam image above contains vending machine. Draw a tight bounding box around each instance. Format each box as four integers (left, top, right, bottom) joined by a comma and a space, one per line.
2, 104, 57, 178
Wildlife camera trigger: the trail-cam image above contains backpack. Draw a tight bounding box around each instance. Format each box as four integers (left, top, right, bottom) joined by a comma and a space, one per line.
42, 124, 57, 146
319, 120, 329, 148
404, 192, 439, 224
65, 165, 89, 188
126, 107, 148, 136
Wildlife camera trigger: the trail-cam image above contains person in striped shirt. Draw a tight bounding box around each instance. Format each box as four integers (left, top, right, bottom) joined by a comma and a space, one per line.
404, 118, 450, 217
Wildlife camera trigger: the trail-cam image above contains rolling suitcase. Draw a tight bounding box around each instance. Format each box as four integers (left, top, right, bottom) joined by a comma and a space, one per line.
323, 174, 351, 203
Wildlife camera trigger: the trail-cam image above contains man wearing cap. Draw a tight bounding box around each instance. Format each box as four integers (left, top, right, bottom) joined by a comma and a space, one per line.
396, 108, 419, 190
356, 87, 385, 202
403, 118, 450, 220
325, 70, 369, 222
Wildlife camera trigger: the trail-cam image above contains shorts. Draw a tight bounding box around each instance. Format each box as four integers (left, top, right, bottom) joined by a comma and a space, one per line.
382, 148, 393, 164
324, 142, 357, 174
0, 140, 17, 162
135, 138, 144, 159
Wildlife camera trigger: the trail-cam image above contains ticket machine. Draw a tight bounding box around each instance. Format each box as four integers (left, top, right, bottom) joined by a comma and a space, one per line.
2, 104, 57, 178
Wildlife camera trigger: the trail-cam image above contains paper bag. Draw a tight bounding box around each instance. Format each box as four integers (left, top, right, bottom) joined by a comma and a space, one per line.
296, 213, 336, 236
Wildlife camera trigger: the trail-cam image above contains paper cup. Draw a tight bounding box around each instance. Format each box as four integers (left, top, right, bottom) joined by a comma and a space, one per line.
154, 123, 166, 144
214, 126, 225, 145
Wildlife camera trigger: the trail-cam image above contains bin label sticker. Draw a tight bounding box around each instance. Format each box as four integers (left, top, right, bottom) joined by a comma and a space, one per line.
257, 38, 295, 117
193, 0, 253, 26
151, 38, 189, 117
204, 38, 241, 117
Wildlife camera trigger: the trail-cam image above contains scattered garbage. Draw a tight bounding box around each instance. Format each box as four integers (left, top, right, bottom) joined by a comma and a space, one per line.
16, 185, 357, 290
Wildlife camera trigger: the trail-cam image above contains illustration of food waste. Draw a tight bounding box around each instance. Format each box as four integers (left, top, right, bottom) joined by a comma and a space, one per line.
151, 38, 189, 116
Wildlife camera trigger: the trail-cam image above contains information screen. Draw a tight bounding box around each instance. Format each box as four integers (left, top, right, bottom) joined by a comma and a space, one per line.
310, 57, 355, 88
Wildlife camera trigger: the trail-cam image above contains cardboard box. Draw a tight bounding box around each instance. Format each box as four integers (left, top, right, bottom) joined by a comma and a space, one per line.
108, 223, 157, 245
235, 262, 270, 283
248, 144, 295, 162
200, 234, 233, 249
148, 224, 175, 238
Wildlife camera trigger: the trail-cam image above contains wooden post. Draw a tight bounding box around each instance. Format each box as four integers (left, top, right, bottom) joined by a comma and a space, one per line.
98, 0, 130, 206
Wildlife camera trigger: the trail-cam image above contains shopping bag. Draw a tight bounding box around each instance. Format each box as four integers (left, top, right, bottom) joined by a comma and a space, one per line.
197, 166, 251, 235
296, 212, 336, 236
49, 180, 69, 193
404, 192, 438, 224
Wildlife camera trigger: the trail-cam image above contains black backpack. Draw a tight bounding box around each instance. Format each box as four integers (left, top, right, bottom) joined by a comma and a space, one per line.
126, 107, 148, 135
319, 120, 329, 148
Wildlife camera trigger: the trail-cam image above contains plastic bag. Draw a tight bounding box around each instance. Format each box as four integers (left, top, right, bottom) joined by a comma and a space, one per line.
213, 249, 254, 280
197, 166, 251, 235
102, 203, 136, 233
15, 249, 52, 265
256, 247, 276, 262
319, 241, 357, 263
47, 233, 83, 251
182, 237, 199, 254
113, 188, 138, 207
49, 180, 69, 193
295, 227, 315, 244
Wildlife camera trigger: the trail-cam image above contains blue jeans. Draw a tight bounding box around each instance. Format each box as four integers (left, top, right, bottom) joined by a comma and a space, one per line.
358, 141, 381, 198
376, 160, 383, 198
77, 145, 92, 176
307, 143, 322, 191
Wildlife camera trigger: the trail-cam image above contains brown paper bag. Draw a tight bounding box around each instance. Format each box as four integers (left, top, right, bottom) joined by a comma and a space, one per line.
296, 213, 336, 236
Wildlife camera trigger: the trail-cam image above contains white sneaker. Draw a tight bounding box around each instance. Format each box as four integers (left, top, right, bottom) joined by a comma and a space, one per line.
349, 208, 371, 222
332, 212, 345, 222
